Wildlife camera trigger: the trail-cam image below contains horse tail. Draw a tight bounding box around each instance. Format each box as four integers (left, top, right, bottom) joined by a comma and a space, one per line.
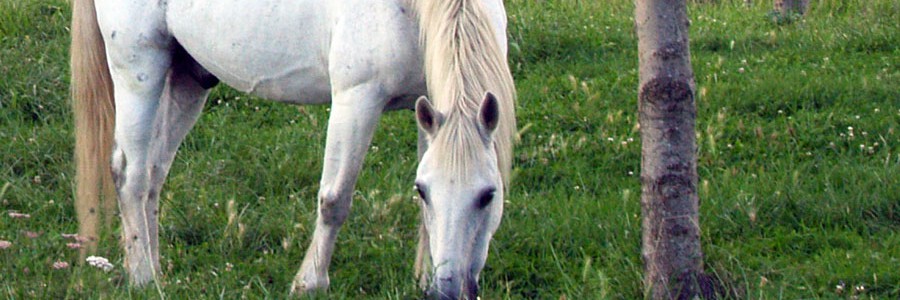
71, 0, 116, 253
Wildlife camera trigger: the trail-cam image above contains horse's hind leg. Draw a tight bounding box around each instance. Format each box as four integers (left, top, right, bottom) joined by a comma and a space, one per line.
98, 1, 170, 285
141, 45, 212, 272
291, 84, 386, 294
104, 51, 168, 286
107, 45, 210, 285
103, 12, 211, 284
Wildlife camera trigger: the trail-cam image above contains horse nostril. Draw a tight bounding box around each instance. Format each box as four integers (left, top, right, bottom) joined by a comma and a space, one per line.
427, 285, 460, 300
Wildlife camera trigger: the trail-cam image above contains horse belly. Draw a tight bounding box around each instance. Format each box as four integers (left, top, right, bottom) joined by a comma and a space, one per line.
167, 0, 332, 103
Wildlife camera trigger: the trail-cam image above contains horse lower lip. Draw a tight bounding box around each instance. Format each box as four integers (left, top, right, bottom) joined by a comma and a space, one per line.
425, 288, 459, 300
427, 277, 478, 300
428, 288, 460, 300
465, 277, 479, 299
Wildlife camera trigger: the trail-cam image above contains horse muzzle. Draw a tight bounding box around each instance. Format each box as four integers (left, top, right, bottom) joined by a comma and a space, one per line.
427, 273, 479, 300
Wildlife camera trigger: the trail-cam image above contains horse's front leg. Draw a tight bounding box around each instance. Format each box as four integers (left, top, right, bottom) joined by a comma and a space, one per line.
291, 84, 386, 295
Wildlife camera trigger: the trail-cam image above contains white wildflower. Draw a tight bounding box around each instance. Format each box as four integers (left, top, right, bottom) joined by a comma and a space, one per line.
86, 256, 114, 272
8, 212, 30, 219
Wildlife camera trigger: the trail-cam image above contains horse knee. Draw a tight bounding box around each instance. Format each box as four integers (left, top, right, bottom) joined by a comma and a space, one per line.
317, 189, 351, 226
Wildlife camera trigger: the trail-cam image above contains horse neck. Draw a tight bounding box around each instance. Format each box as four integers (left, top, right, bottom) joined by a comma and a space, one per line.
415, 0, 516, 185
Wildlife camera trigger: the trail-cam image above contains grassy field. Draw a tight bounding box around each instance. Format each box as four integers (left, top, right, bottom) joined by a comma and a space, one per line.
1, 0, 898, 298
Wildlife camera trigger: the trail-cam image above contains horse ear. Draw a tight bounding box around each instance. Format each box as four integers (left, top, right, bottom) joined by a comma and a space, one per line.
479, 92, 500, 134
416, 96, 441, 136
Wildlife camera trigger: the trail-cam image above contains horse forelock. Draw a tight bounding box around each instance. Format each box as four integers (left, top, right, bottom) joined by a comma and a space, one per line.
416, 0, 516, 186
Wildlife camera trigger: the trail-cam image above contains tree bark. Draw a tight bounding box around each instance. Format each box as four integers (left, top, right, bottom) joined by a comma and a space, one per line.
635, 0, 711, 299
774, 0, 809, 16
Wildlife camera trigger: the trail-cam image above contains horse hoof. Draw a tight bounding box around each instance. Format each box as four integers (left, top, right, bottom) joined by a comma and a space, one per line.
289, 276, 329, 297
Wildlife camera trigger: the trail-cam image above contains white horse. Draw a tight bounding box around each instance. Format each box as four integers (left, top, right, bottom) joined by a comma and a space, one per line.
71, 0, 516, 298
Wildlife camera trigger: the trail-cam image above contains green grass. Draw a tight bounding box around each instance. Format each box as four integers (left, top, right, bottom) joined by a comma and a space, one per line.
1, 0, 898, 298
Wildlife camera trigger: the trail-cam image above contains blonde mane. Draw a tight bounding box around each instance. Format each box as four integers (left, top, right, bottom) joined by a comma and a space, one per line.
415, 0, 516, 185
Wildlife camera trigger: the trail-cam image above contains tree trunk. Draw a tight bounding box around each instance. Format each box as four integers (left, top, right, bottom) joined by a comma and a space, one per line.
774, 0, 809, 16
635, 0, 712, 299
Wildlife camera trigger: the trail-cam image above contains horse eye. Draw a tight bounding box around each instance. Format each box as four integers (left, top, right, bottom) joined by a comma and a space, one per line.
475, 188, 496, 209
415, 183, 429, 205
